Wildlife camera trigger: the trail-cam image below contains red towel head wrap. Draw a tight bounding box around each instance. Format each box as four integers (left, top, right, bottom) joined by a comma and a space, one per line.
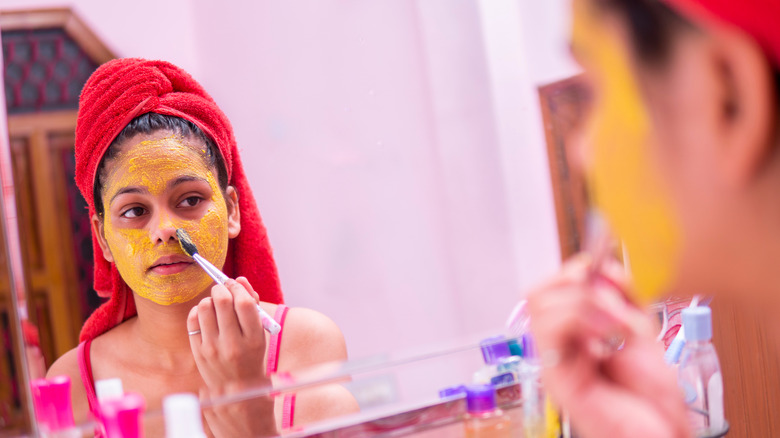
661, 0, 780, 68
75, 58, 283, 342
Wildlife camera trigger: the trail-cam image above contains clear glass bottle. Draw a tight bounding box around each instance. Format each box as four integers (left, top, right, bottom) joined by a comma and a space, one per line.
463, 384, 512, 438
678, 306, 725, 436
520, 334, 545, 438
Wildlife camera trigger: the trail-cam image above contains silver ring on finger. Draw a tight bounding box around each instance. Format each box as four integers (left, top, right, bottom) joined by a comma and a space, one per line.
188, 329, 201, 336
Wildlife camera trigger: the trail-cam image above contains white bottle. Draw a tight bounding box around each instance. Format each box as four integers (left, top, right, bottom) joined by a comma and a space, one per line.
96, 378, 124, 405
96, 378, 125, 437
678, 307, 725, 436
163, 393, 207, 438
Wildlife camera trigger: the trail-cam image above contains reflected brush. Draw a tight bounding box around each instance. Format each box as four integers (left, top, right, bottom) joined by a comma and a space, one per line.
505, 210, 612, 339
176, 228, 281, 335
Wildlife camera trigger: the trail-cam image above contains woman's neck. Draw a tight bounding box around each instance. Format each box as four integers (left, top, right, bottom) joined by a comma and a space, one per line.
130, 291, 209, 367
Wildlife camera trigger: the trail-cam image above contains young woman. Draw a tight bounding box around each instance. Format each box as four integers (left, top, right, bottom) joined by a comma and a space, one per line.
528, 0, 779, 437
48, 58, 357, 436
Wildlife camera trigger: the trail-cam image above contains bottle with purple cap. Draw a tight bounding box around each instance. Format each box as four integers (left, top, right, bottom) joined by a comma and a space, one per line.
463, 384, 511, 438
474, 336, 520, 386
677, 306, 725, 436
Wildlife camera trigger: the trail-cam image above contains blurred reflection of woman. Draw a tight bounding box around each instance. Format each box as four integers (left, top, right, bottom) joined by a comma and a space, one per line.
527, 0, 780, 437
48, 58, 357, 437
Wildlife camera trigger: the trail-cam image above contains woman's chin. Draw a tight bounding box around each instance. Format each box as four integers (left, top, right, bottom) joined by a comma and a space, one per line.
131, 272, 216, 307
134, 288, 211, 307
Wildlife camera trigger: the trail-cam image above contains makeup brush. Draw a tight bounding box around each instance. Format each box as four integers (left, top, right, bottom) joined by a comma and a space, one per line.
505, 210, 613, 339
176, 228, 281, 335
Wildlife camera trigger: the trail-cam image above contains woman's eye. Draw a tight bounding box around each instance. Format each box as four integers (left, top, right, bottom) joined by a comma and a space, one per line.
121, 206, 146, 219
178, 196, 203, 208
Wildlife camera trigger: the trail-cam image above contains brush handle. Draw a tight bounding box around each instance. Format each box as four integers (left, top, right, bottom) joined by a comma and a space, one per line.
192, 255, 281, 335
256, 305, 281, 335
193, 254, 229, 284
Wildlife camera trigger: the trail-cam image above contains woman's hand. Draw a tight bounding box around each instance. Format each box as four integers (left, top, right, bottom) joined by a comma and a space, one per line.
526, 257, 691, 438
187, 276, 278, 437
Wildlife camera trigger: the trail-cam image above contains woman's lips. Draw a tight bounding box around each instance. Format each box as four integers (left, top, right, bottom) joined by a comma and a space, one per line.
149, 261, 192, 275
149, 255, 193, 275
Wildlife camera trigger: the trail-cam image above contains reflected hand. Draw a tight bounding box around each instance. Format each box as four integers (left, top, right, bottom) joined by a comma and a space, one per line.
526, 257, 691, 438
187, 276, 277, 437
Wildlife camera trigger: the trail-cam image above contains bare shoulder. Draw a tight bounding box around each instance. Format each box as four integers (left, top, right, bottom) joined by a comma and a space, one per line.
47, 346, 91, 424
294, 384, 361, 425
278, 307, 347, 371
47, 345, 81, 379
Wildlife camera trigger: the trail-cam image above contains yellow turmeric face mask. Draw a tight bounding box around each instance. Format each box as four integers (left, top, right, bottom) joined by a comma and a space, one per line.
572, 0, 681, 302
101, 135, 229, 305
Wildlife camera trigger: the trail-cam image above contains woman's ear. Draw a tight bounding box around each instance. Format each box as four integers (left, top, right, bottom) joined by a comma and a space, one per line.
91, 214, 114, 263
709, 24, 777, 185
225, 186, 241, 238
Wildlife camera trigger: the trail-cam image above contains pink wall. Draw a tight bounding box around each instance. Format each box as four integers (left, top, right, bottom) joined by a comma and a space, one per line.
2, 0, 577, 360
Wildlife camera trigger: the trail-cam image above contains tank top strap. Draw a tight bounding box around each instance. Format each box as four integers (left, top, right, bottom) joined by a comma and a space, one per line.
265, 304, 289, 375
77, 340, 100, 416
282, 393, 296, 430
266, 305, 295, 430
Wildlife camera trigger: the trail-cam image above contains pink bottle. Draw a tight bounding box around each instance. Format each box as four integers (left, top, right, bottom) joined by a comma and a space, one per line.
32, 376, 79, 437
31, 378, 54, 432
100, 393, 146, 438
48, 376, 76, 432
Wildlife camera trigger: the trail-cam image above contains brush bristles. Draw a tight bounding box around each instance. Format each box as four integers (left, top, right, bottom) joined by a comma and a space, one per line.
176, 228, 199, 257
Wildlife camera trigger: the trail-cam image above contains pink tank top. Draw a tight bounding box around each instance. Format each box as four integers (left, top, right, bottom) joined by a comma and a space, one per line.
78, 304, 295, 431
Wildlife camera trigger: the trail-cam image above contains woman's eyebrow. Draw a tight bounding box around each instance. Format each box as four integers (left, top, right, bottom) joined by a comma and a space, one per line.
109, 187, 145, 205
169, 175, 208, 189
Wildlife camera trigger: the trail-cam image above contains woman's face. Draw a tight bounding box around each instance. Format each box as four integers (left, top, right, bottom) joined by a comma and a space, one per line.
573, 0, 779, 302
571, 0, 683, 302
93, 133, 239, 306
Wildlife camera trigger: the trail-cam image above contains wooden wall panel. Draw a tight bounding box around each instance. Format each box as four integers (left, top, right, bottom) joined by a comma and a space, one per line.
712, 298, 780, 437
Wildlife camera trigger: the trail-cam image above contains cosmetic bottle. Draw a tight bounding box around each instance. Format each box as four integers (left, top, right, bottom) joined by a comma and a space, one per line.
163, 393, 207, 438
95, 378, 125, 436
463, 384, 511, 438
96, 378, 125, 404
519, 334, 545, 438
507, 338, 523, 357
101, 393, 146, 438
438, 385, 467, 399
678, 306, 725, 436
474, 336, 519, 386
35, 376, 80, 438
31, 378, 54, 436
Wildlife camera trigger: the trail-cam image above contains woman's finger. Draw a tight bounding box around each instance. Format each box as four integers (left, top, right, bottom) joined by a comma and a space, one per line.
187, 305, 203, 352
605, 336, 688, 431
224, 279, 263, 340
198, 296, 219, 345
236, 276, 260, 302
212, 283, 241, 338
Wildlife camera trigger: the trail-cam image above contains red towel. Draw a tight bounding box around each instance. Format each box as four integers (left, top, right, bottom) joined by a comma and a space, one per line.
662, 0, 780, 68
74, 58, 283, 342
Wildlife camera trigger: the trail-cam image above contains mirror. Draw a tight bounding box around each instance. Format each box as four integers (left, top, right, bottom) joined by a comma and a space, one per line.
0, 1, 583, 435
0, 28, 35, 434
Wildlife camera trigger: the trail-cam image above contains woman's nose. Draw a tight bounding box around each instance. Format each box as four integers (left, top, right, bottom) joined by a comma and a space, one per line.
150, 210, 178, 244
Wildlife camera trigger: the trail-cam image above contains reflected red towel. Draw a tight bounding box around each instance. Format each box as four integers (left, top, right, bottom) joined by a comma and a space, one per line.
21, 319, 40, 348
74, 58, 283, 342
663, 0, 780, 68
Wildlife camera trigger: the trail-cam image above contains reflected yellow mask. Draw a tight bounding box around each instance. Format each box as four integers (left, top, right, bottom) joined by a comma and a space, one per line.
101, 135, 229, 305
573, 0, 681, 302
